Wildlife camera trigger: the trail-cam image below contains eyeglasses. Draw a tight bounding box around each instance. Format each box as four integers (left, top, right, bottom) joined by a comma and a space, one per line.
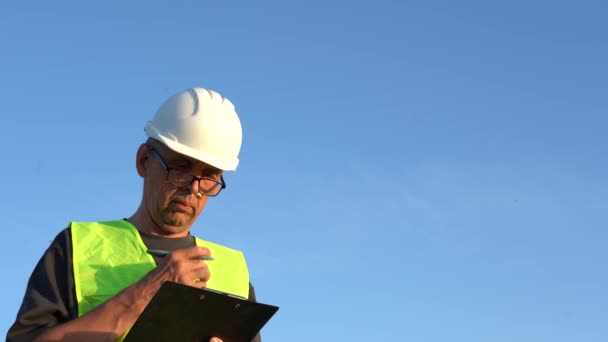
149, 147, 226, 197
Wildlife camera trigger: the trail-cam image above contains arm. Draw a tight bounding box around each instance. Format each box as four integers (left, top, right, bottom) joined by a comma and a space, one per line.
33, 247, 214, 341
38, 281, 262, 341
7, 230, 74, 342
7, 230, 255, 342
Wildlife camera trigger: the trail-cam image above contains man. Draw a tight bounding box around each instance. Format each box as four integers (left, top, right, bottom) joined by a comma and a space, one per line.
7, 88, 260, 342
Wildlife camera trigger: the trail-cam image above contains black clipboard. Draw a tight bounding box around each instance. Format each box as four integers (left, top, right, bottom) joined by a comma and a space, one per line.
123, 281, 279, 342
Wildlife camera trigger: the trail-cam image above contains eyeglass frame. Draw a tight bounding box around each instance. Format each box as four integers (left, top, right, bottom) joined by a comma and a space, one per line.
147, 146, 226, 197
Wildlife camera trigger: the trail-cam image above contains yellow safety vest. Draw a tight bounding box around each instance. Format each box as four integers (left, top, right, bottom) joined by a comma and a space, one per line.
70, 220, 249, 339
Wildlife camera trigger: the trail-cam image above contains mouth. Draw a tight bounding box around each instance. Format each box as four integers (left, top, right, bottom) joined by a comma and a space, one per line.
169, 200, 193, 213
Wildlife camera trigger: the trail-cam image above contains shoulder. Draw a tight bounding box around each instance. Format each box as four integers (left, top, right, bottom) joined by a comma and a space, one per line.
195, 238, 243, 252
69, 220, 139, 243
69, 220, 131, 231
48, 227, 71, 257
6, 226, 77, 341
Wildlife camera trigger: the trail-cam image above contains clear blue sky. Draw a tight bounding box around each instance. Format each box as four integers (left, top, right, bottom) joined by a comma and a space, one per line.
1, 1, 607, 341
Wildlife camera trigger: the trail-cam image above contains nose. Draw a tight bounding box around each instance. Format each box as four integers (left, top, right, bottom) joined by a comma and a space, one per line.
187, 178, 202, 198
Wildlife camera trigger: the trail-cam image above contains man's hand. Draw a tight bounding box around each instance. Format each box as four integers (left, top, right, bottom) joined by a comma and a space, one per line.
33, 247, 216, 341
147, 247, 213, 288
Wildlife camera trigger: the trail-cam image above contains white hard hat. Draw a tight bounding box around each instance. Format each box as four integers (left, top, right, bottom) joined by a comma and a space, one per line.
144, 87, 242, 171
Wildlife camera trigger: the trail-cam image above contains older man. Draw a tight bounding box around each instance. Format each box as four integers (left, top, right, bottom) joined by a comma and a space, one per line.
7, 88, 260, 342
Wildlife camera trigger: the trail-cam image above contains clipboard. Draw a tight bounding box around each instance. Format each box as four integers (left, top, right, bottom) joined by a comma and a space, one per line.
123, 281, 279, 342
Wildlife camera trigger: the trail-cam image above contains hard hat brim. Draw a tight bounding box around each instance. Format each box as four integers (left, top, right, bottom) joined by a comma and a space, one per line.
145, 124, 239, 171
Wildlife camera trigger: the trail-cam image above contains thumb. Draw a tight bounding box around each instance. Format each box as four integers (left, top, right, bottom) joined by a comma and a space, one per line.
209, 338, 223, 342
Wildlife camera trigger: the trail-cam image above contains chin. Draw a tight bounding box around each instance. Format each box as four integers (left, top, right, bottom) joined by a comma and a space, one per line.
162, 213, 194, 231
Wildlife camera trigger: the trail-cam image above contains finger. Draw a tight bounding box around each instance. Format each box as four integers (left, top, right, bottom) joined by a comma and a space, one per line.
209, 338, 223, 342
179, 264, 211, 287
191, 278, 206, 288
186, 258, 210, 271
179, 274, 207, 288
191, 264, 211, 283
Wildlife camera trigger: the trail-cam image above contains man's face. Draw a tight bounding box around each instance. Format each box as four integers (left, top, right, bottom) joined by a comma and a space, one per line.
138, 142, 223, 236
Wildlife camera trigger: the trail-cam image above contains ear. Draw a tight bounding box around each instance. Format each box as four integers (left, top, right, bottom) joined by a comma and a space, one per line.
135, 144, 149, 177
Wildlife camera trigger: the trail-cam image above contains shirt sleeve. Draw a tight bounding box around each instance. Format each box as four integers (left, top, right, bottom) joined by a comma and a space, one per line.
6, 229, 76, 342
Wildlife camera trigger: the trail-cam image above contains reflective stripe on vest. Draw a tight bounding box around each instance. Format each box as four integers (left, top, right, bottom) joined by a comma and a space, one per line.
71, 220, 250, 318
